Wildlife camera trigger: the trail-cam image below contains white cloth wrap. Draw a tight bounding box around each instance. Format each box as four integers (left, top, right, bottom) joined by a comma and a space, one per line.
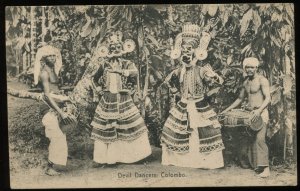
93, 132, 151, 164
42, 111, 68, 166
161, 99, 224, 169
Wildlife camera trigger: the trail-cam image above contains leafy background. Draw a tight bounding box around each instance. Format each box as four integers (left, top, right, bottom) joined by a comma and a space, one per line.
6, 4, 296, 164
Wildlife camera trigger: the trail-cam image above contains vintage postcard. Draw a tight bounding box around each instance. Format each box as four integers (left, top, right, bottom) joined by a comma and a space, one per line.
6, 4, 296, 188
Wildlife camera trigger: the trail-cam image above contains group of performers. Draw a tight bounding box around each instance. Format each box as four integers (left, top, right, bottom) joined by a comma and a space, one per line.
32, 24, 271, 178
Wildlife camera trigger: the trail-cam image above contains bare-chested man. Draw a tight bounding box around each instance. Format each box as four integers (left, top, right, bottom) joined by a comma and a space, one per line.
221, 57, 271, 178
34, 43, 75, 176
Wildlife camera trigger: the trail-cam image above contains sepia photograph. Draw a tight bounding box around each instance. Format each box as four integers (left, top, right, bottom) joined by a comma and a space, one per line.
5, 4, 296, 188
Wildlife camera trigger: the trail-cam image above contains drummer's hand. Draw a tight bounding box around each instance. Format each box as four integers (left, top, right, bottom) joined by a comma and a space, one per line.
60, 112, 70, 122
251, 109, 261, 122
60, 112, 75, 124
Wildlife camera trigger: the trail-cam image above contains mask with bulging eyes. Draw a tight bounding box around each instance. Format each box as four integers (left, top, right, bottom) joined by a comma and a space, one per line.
181, 44, 195, 64
108, 43, 123, 57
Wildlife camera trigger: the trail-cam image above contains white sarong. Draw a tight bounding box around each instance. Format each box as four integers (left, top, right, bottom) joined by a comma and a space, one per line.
42, 111, 68, 166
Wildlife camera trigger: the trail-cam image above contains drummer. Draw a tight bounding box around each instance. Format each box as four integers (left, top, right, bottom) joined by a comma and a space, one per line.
221, 57, 271, 178
34, 38, 74, 176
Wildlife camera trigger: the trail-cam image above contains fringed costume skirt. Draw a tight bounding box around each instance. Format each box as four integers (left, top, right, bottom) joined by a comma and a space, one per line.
161, 98, 224, 169
90, 91, 151, 164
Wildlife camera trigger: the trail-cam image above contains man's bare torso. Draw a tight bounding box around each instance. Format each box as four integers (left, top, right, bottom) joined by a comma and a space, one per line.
244, 75, 265, 109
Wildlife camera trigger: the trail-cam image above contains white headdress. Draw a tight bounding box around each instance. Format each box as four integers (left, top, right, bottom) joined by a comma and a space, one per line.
171, 24, 212, 83
34, 45, 62, 85
242, 57, 259, 70
170, 24, 211, 61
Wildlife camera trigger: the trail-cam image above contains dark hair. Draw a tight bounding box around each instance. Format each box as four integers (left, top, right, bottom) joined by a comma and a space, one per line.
41, 55, 56, 67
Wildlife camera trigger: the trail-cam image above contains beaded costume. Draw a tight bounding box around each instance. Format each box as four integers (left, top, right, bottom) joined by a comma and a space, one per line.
161, 24, 225, 169
89, 32, 151, 164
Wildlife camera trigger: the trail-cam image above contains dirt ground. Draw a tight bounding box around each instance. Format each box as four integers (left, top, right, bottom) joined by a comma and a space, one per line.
7, 80, 297, 188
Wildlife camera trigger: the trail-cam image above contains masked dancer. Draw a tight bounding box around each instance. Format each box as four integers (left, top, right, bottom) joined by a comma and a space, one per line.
161, 24, 225, 169
90, 31, 152, 166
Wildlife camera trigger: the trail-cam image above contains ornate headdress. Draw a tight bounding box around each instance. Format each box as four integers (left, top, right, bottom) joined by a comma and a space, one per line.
34, 45, 62, 85
170, 24, 211, 61
95, 31, 136, 58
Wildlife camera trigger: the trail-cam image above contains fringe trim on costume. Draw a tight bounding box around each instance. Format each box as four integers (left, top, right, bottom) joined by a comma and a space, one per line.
177, 101, 187, 111
161, 136, 190, 153
161, 128, 224, 154
164, 144, 190, 153
164, 120, 188, 132
161, 131, 190, 141
199, 141, 225, 153
118, 128, 148, 140
91, 117, 145, 131
169, 108, 188, 121
91, 128, 148, 143
93, 106, 139, 120
161, 137, 224, 154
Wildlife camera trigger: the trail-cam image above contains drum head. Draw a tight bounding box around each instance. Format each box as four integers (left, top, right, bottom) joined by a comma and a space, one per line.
60, 117, 78, 133
249, 116, 263, 131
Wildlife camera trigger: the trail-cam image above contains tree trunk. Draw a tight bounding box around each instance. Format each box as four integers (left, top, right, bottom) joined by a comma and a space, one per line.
15, 49, 20, 75
27, 52, 31, 70
41, 6, 46, 43
282, 49, 294, 160
266, 46, 283, 160
267, 47, 273, 86
167, 5, 174, 23
48, 6, 53, 37
22, 51, 27, 72
30, 6, 37, 66
142, 57, 149, 100
136, 11, 146, 118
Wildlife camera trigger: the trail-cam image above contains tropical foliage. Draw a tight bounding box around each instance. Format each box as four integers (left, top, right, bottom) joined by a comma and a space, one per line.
6, 4, 295, 160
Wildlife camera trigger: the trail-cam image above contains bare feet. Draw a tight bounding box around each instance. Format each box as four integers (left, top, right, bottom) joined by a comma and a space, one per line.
240, 163, 251, 169
256, 167, 270, 178
92, 162, 106, 168
254, 167, 264, 174
240, 160, 251, 169
45, 167, 61, 176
